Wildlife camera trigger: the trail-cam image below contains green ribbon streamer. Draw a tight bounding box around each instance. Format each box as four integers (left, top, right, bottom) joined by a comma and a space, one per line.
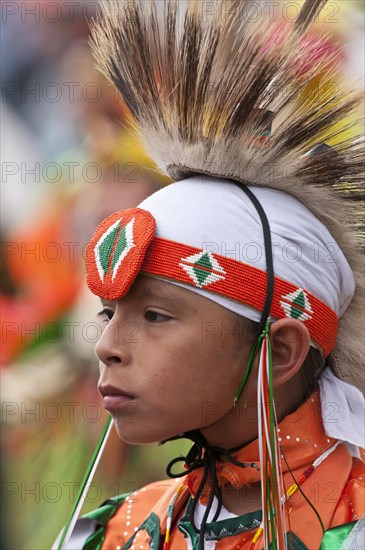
233, 323, 269, 405
57, 415, 113, 550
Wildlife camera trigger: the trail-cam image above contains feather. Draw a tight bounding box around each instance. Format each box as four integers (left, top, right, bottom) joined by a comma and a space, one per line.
90, 0, 364, 392
294, 0, 328, 34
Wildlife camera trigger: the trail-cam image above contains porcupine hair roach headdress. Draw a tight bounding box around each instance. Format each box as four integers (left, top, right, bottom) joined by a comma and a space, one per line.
90, 0, 363, 390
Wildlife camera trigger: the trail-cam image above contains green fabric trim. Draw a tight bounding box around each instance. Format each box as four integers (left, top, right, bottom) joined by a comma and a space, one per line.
177, 498, 199, 550
122, 512, 160, 550
178, 496, 262, 542
83, 498, 123, 525
207, 509, 262, 540
144, 513, 161, 550
177, 497, 308, 549
82, 493, 130, 549
80, 494, 355, 550
83, 528, 105, 550
177, 520, 199, 549
320, 521, 357, 550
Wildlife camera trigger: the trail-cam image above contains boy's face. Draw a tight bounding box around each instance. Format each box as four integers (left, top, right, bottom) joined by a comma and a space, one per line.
96, 275, 254, 444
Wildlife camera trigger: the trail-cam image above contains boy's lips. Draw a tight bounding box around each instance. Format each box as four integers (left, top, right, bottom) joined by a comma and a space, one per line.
98, 384, 136, 411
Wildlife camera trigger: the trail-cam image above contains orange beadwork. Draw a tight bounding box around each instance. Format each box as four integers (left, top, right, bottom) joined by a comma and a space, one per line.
85, 209, 339, 355
86, 208, 156, 301
141, 237, 339, 355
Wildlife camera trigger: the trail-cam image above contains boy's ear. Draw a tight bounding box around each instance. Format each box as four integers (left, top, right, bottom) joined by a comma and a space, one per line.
269, 319, 311, 388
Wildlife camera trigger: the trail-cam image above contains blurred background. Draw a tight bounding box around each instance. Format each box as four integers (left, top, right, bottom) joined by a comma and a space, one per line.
0, 1, 364, 548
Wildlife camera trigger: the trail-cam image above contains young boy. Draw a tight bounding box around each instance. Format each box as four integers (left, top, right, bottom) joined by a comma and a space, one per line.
55, 1, 364, 548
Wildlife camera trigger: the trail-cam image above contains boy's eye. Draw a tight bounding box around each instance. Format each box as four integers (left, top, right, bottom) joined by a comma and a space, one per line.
144, 310, 171, 323
97, 308, 114, 323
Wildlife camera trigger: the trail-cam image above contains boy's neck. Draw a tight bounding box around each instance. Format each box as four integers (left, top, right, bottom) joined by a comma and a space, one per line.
200, 371, 306, 449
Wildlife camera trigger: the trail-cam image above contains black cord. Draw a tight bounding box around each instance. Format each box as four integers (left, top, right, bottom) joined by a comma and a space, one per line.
162, 431, 259, 546
163, 181, 275, 548
232, 182, 275, 338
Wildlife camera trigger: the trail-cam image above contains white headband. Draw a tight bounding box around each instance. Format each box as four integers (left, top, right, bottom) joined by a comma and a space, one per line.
139, 176, 355, 326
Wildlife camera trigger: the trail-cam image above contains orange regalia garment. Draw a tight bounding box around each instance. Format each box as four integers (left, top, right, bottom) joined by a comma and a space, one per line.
79, 392, 364, 550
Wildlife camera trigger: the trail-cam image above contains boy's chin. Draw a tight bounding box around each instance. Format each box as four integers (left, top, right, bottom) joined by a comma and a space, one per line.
113, 421, 163, 446
113, 419, 192, 446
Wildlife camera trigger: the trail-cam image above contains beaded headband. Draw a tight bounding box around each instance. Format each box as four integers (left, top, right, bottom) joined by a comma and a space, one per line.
86, 206, 338, 356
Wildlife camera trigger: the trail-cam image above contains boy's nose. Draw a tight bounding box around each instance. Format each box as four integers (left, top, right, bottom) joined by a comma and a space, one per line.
94, 320, 132, 367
